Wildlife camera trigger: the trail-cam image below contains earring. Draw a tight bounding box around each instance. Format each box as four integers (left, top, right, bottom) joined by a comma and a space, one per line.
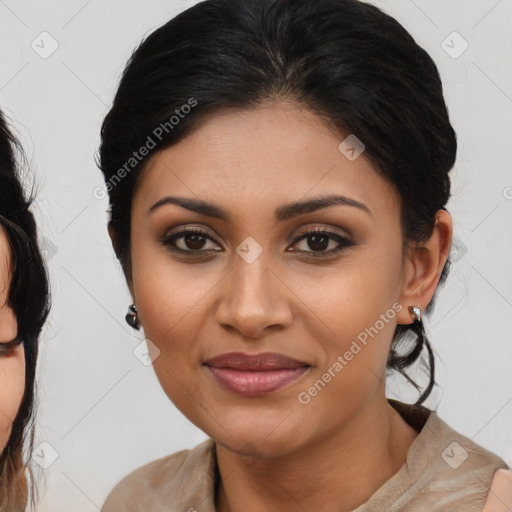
125, 304, 140, 330
409, 305, 422, 323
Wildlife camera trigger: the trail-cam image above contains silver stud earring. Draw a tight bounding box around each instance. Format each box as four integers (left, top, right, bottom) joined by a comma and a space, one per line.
409, 305, 422, 323
125, 304, 140, 330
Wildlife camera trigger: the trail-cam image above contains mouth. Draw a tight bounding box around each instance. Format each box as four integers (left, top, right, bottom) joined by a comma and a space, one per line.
203, 352, 311, 397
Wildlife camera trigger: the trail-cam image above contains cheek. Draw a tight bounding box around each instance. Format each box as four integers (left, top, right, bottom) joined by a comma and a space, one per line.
131, 230, 225, 346
133, 258, 217, 352
0, 345, 25, 450
293, 244, 403, 394
0, 302, 17, 342
131, 245, 214, 399
293, 242, 402, 340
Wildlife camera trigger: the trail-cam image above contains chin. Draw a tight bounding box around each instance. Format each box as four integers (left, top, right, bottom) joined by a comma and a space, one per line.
211, 422, 307, 459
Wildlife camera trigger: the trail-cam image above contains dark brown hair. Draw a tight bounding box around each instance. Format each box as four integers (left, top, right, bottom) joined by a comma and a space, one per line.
0, 109, 51, 511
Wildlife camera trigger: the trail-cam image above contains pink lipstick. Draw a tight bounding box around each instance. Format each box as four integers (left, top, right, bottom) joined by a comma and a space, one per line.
204, 352, 310, 397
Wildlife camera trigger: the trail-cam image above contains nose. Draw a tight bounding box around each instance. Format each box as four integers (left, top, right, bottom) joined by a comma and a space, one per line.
215, 251, 293, 339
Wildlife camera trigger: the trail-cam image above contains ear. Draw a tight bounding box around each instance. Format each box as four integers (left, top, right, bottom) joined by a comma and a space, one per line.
107, 221, 135, 299
396, 209, 453, 325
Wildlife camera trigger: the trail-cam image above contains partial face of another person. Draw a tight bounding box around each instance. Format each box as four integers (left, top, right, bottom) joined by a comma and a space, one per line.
122, 100, 445, 457
0, 225, 24, 453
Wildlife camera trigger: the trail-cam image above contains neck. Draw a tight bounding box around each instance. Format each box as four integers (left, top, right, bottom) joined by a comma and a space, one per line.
214, 394, 420, 512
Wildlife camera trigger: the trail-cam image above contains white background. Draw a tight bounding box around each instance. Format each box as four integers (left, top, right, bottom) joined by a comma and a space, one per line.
0, 0, 511, 510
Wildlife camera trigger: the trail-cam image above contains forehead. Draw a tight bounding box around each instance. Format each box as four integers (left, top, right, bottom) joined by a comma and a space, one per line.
133, 101, 401, 222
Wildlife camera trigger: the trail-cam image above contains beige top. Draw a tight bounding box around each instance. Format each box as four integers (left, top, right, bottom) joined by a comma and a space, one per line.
101, 399, 510, 512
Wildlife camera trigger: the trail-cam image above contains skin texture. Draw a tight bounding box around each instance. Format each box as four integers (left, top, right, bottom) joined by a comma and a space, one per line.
110, 100, 453, 512
0, 224, 24, 454
482, 469, 512, 512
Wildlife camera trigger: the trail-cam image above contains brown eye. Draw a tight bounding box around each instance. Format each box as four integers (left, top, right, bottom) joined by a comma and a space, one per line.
291, 229, 355, 257
160, 227, 221, 253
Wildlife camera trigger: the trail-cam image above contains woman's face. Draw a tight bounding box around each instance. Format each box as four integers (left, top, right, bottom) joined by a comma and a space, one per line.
0, 225, 24, 453
124, 100, 446, 457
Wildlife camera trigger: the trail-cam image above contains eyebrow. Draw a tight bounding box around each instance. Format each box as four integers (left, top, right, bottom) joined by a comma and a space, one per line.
148, 194, 373, 221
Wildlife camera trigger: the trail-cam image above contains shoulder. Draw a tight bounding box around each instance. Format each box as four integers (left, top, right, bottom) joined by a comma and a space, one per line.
101, 438, 216, 512
482, 469, 512, 512
413, 410, 510, 511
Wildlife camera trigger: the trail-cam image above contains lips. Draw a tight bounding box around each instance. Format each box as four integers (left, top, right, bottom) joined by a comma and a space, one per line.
203, 351, 309, 371
203, 352, 311, 397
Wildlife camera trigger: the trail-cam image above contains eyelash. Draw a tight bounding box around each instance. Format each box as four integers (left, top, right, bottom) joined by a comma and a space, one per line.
159, 226, 355, 258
